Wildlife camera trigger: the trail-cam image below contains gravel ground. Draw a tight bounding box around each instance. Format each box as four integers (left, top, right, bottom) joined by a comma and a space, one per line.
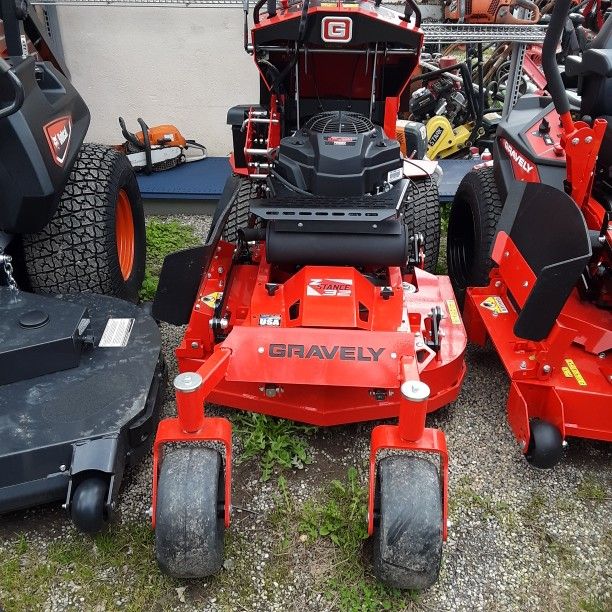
0, 214, 610, 612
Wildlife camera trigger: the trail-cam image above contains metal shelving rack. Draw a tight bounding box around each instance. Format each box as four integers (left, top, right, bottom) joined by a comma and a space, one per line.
30, 2, 547, 116
420, 23, 547, 117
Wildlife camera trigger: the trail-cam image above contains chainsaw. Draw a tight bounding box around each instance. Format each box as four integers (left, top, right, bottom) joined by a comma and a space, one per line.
444, 0, 540, 24
118, 117, 207, 175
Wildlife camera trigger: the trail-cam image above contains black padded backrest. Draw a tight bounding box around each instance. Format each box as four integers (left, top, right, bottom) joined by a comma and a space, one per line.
495, 183, 592, 341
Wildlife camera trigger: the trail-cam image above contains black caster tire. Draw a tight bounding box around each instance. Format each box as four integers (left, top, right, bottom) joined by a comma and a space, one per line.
447, 166, 503, 306
402, 177, 441, 274
525, 419, 564, 469
71, 476, 110, 534
372, 455, 443, 590
22, 144, 146, 303
155, 447, 225, 579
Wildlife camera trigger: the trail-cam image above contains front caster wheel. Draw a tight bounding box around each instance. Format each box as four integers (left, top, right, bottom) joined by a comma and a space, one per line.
372, 456, 443, 590
71, 476, 110, 534
155, 447, 225, 579
525, 419, 563, 469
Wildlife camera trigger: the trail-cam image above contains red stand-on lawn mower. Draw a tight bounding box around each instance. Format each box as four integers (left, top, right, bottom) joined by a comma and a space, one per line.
448, 0, 611, 468
152, 0, 468, 589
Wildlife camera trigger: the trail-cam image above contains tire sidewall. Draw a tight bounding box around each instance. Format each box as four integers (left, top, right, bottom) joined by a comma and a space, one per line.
107, 156, 146, 301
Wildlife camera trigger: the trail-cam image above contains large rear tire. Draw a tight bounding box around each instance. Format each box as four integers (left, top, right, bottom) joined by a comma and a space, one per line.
219, 179, 260, 244
402, 177, 441, 274
21, 144, 146, 302
447, 166, 503, 305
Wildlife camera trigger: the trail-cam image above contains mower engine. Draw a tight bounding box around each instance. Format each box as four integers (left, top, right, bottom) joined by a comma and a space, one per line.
277, 111, 402, 197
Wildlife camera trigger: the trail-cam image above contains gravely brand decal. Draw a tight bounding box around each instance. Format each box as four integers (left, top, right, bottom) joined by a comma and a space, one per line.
44, 116, 72, 166
321, 16, 353, 43
269, 344, 385, 362
501, 138, 539, 182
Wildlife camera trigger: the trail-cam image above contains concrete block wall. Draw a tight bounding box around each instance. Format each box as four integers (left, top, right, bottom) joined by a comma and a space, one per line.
57, 6, 260, 155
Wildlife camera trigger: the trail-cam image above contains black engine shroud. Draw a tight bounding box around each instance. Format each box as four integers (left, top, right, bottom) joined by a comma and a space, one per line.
276, 111, 402, 197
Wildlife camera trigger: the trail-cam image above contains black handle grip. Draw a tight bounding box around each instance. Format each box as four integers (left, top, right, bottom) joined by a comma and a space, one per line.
137, 117, 153, 175
119, 116, 144, 149
253, 0, 266, 24
402, 0, 421, 27
542, 0, 573, 116
0, 58, 25, 121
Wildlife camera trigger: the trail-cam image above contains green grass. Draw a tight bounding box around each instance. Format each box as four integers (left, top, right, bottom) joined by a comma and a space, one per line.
0, 522, 175, 611
140, 219, 200, 301
576, 476, 608, 502
233, 413, 315, 481
272, 468, 418, 611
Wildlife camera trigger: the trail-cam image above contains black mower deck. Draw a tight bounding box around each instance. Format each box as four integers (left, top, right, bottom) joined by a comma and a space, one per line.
0, 289, 165, 515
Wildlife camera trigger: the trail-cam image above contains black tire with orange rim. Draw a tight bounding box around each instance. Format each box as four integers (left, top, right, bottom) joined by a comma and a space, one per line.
21, 143, 146, 302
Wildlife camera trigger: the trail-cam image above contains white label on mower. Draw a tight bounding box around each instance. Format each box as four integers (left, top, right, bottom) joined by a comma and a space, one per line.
387, 167, 403, 183
259, 314, 281, 327
307, 278, 352, 297
99, 318, 135, 348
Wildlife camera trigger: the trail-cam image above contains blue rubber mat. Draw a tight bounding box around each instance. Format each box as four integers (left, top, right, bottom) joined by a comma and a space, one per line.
137, 157, 232, 200
137, 156, 473, 202
438, 159, 475, 202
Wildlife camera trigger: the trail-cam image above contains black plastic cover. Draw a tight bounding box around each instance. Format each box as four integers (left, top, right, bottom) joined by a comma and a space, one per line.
0, 57, 90, 233
496, 182, 592, 341
0, 288, 89, 384
277, 117, 402, 196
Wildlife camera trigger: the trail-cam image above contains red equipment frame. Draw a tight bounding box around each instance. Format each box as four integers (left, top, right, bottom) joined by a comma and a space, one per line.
153, 236, 466, 533
152, 1, 464, 561
464, 109, 612, 451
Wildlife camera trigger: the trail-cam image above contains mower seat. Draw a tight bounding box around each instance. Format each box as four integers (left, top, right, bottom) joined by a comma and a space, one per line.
495, 182, 592, 341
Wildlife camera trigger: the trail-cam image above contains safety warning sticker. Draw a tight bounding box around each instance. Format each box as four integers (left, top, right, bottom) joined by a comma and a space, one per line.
202, 292, 223, 308
480, 296, 509, 314
99, 318, 134, 348
307, 278, 352, 297
561, 358, 587, 386
446, 299, 461, 325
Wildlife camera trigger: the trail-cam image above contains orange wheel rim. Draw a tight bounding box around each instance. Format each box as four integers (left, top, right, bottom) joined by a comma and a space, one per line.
115, 189, 135, 281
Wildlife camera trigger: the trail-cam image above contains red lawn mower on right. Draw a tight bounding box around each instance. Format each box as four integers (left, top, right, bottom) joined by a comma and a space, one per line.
447, 0, 611, 468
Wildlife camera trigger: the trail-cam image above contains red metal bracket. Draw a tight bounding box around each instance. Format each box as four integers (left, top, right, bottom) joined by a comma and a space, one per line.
152, 416, 233, 528
368, 426, 449, 539
367, 356, 449, 540
151, 348, 233, 529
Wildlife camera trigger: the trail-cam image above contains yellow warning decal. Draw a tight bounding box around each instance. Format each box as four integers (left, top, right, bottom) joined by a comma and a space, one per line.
480, 295, 509, 314
562, 366, 572, 378
202, 291, 223, 309
564, 358, 587, 386
446, 299, 461, 325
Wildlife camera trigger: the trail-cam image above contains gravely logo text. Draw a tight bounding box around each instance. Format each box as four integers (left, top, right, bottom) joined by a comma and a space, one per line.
269, 344, 385, 362
502, 139, 534, 174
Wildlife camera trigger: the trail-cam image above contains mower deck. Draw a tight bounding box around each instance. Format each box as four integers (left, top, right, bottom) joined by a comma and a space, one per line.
175, 243, 466, 426
464, 282, 612, 445
0, 289, 165, 515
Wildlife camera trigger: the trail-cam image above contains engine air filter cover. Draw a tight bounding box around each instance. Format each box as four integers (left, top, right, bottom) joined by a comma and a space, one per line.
277, 111, 402, 197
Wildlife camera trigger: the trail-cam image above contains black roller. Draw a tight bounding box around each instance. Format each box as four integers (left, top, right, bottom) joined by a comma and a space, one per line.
266, 223, 409, 267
